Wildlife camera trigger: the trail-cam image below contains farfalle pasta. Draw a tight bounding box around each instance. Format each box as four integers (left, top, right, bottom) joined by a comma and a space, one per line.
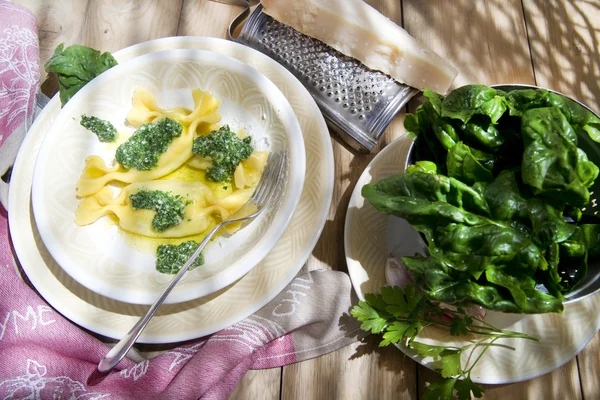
75, 180, 253, 238
76, 89, 221, 197
75, 88, 268, 274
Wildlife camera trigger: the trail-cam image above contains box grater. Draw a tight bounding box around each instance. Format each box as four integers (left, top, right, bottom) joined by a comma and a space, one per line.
231, 4, 419, 153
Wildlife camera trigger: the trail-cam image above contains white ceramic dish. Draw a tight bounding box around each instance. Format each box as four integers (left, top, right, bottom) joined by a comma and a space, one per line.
344, 134, 600, 384
31, 48, 305, 305
9, 37, 333, 343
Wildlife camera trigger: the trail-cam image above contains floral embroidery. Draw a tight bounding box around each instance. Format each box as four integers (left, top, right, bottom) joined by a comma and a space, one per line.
118, 360, 149, 381
0, 359, 109, 399
0, 20, 39, 146
166, 341, 206, 372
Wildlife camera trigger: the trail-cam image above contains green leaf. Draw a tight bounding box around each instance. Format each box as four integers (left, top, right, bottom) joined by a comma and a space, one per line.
440, 350, 462, 378
423, 378, 458, 400
44, 43, 118, 106
449, 316, 471, 336
407, 160, 438, 174
363, 292, 389, 314
409, 341, 447, 361
582, 224, 600, 259
455, 377, 485, 399
521, 107, 598, 207
441, 84, 508, 124
381, 286, 412, 317
446, 142, 494, 185
380, 321, 416, 346
350, 302, 387, 334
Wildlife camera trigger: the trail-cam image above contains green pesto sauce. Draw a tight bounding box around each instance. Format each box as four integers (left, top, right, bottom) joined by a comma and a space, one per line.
156, 240, 204, 274
192, 125, 254, 182
80, 114, 117, 142
129, 189, 185, 232
116, 117, 183, 170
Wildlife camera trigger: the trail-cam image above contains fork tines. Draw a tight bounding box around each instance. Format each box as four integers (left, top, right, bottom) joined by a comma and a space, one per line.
250, 151, 288, 207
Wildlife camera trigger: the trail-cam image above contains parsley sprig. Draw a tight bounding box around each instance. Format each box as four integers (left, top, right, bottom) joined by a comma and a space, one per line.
351, 285, 538, 400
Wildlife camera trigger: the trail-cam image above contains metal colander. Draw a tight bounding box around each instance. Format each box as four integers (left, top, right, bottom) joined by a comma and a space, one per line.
233, 4, 418, 152
405, 84, 600, 304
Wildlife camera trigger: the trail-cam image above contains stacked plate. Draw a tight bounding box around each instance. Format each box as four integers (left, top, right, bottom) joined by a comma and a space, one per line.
9, 37, 334, 343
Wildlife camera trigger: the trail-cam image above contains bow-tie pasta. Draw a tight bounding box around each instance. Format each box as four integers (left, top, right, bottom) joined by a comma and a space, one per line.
75, 89, 269, 274
75, 180, 253, 238
76, 89, 221, 197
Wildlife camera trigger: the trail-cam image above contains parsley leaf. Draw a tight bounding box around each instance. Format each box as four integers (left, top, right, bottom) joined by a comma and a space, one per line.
423, 378, 457, 400
450, 315, 472, 337
380, 321, 419, 346
440, 350, 461, 378
351, 284, 539, 400
409, 341, 447, 361
350, 301, 387, 334
455, 377, 485, 399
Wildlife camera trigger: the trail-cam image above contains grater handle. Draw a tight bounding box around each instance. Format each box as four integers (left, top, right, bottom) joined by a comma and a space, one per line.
227, 0, 251, 41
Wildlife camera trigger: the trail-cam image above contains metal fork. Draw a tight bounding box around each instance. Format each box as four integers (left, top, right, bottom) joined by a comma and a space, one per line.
98, 151, 288, 373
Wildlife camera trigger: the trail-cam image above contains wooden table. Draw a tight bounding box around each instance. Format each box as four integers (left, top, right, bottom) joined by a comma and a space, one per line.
15, 0, 600, 398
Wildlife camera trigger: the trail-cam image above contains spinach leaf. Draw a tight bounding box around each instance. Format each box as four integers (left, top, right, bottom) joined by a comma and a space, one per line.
44, 43, 118, 106
483, 170, 577, 247
400, 256, 523, 313
581, 224, 600, 259
406, 160, 438, 174
441, 84, 508, 124
504, 88, 600, 143
446, 142, 494, 185
462, 115, 505, 151
521, 107, 599, 207
485, 266, 564, 313
362, 172, 490, 217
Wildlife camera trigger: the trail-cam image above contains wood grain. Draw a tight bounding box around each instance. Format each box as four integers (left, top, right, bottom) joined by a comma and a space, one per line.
81, 0, 183, 53
522, 0, 600, 112
417, 358, 583, 400
178, 0, 243, 37
281, 1, 419, 398
229, 368, 281, 400
576, 332, 600, 400
523, 2, 600, 397
403, 0, 535, 88
14, 0, 89, 82
282, 336, 417, 400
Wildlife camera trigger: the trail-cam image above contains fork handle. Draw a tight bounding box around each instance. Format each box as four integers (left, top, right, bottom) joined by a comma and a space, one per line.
97, 223, 222, 373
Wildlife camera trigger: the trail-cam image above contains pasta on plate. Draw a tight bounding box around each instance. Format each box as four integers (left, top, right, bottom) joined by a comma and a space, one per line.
75, 88, 268, 274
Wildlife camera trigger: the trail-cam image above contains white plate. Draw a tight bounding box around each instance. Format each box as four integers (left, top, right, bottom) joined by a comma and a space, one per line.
31, 49, 305, 305
9, 37, 332, 343
344, 134, 600, 384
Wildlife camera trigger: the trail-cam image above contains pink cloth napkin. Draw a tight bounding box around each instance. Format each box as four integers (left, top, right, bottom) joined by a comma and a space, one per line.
0, 3, 364, 399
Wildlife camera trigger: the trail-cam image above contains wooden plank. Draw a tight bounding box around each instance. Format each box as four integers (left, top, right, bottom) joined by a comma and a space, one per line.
229, 368, 281, 400
282, 0, 419, 398
13, 0, 89, 83
80, 0, 183, 53
523, 2, 600, 397
403, 0, 534, 88
282, 335, 417, 400
417, 358, 582, 400
576, 332, 600, 400
522, 0, 600, 112
178, 0, 243, 37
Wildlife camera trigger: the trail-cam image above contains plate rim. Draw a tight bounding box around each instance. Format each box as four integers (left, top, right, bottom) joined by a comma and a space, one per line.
343, 134, 600, 384
30, 47, 306, 305
8, 36, 334, 343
